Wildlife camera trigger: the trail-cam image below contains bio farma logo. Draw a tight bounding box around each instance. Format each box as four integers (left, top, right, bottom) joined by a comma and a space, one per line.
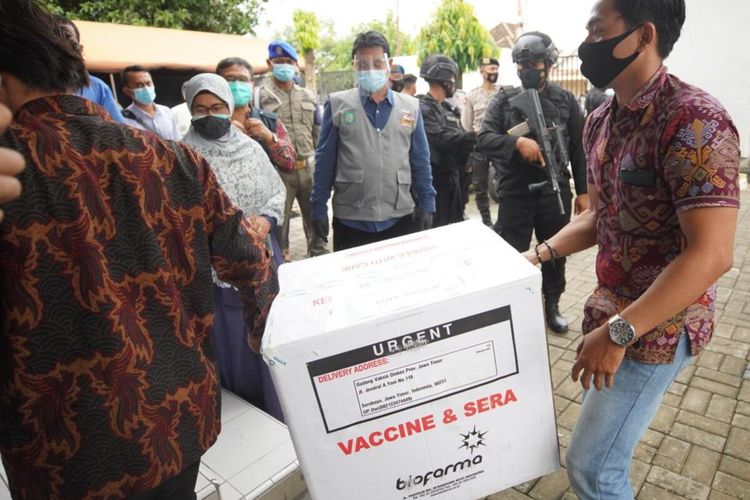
395, 427, 487, 491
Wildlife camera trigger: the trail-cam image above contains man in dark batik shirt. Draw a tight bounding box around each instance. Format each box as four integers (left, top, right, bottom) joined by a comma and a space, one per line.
0, 1, 278, 498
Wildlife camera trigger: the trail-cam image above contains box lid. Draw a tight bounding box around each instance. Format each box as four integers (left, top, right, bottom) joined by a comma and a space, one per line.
262, 221, 540, 350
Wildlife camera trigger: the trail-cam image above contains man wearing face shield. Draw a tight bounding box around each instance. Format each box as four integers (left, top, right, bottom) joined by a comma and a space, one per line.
478, 31, 588, 335
419, 54, 477, 228
462, 57, 500, 226
311, 31, 436, 251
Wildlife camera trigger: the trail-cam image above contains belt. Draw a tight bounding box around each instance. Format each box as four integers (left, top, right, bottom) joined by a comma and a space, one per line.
295, 157, 310, 170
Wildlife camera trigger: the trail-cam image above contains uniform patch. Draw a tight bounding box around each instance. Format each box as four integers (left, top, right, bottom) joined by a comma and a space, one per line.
400, 111, 415, 127
343, 110, 356, 125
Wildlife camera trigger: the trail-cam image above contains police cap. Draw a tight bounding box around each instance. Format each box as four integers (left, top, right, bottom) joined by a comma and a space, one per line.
268, 40, 298, 62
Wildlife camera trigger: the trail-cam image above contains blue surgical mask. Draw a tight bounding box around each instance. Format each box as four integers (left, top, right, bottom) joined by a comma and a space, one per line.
356, 70, 389, 93
273, 64, 296, 83
229, 81, 253, 107
133, 86, 156, 105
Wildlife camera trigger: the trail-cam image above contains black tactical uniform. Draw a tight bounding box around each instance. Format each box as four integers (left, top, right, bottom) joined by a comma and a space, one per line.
478, 32, 586, 333
419, 55, 476, 227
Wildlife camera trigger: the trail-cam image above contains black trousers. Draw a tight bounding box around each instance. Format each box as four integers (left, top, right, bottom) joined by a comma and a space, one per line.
459, 163, 471, 210
494, 190, 572, 297
128, 461, 200, 500
470, 152, 491, 220
333, 214, 416, 251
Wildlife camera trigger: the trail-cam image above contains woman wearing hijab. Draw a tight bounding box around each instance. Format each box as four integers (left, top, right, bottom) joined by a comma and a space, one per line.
183, 73, 286, 420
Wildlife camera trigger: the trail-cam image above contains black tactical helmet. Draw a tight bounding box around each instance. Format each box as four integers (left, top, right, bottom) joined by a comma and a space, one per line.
512, 31, 558, 65
420, 54, 458, 82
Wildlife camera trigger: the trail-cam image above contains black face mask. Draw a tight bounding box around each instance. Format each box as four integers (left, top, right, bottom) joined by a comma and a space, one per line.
192, 115, 231, 140
486, 73, 498, 84
442, 81, 456, 98
578, 25, 642, 88
391, 80, 405, 92
518, 67, 545, 89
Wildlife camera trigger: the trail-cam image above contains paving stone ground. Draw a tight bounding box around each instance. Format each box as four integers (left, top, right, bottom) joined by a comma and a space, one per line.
286, 182, 750, 500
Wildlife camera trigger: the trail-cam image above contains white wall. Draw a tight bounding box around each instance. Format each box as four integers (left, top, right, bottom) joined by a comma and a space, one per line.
666, 0, 749, 155
518, 0, 748, 155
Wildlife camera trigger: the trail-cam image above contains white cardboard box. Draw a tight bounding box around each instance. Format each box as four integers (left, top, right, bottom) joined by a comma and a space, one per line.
197, 389, 305, 500
263, 221, 559, 500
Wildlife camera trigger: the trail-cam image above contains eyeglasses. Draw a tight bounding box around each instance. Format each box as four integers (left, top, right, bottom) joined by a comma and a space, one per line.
191, 103, 230, 115
223, 75, 251, 83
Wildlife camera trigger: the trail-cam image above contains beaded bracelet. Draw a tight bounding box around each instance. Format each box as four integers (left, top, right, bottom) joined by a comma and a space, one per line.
542, 240, 560, 261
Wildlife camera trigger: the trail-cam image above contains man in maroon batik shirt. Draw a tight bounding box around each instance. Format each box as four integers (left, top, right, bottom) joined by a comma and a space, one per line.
0, 1, 278, 498
524, 0, 740, 497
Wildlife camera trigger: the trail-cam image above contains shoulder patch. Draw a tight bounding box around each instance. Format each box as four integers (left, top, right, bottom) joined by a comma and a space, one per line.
400, 111, 415, 127
342, 110, 356, 125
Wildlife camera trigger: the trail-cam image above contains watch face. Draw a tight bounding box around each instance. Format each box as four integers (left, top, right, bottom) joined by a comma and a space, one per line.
610, 318, 635, 346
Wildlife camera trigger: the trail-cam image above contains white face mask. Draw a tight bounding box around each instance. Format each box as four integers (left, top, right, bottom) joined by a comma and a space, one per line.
353, 53, 390, 94
356, 70, 389, 93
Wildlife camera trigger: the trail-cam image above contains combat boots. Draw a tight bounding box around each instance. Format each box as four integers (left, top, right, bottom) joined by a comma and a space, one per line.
481, 213, 493, 227
544, 294, 569, 334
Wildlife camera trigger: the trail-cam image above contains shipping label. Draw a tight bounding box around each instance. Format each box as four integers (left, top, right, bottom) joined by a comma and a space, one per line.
307, 306, 518, 432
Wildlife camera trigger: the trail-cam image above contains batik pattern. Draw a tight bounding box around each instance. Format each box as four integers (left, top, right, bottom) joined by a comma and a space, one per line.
583, 67, 740, 364
0, 96, 278, 498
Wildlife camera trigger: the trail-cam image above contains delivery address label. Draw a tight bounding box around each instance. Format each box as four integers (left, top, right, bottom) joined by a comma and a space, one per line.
355, 342, 498, 417
307, 306, 519, 433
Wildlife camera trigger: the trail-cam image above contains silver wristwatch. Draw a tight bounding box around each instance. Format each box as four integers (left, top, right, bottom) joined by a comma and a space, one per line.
608, 314, 636, 347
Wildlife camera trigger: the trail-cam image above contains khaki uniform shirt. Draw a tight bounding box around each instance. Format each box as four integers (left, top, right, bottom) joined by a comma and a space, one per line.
461, 84, 499, 133
257, 80, 319, 159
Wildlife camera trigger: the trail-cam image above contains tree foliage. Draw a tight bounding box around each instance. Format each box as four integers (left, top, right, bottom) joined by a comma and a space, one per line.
292, 10, 320, 93
292, 10, 320, 53
313, 11, 417, 72
39, 0, 268, 35
354, 11, 417, 57
417, 0, 498, 85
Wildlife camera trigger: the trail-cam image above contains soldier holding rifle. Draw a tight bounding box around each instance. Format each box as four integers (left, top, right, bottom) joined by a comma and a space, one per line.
478, 32, 588, 334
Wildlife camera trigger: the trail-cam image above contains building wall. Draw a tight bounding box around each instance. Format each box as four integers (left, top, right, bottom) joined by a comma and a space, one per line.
666, 0, 749, 155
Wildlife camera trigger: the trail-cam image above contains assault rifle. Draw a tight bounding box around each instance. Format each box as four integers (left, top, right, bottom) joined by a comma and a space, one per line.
506, 88, 568, 215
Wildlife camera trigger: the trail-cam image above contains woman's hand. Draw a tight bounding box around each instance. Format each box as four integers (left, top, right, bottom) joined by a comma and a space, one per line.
249, 216, 271, 239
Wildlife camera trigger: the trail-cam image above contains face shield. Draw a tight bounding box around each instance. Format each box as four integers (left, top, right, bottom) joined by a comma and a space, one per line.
354, 53, 390, 95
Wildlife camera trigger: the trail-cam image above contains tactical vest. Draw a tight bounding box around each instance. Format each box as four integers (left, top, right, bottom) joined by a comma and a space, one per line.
498, 84, 573, 168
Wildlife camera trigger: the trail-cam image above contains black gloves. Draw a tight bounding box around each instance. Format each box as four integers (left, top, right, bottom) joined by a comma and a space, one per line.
413, 208, 433, 231
313, 217, 329, 243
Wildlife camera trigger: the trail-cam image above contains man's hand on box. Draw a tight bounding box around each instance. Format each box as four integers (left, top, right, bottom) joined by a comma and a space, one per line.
522, 249, 539, 265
